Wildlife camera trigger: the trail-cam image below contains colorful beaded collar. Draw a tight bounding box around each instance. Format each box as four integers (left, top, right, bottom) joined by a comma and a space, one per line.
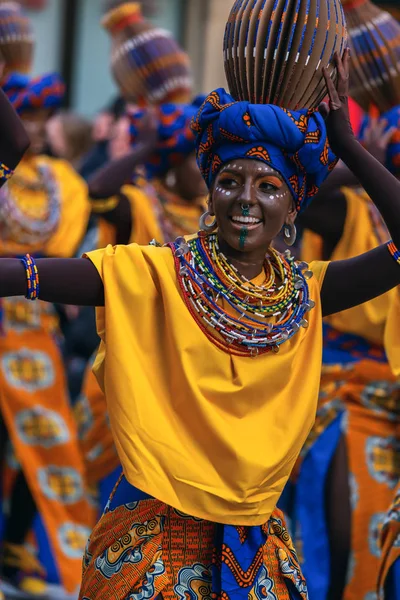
168, 233, 315, 358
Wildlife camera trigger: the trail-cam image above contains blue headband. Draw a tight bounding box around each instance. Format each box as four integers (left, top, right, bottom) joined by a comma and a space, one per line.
192, 88, 338, 213
2, 72, 65, 114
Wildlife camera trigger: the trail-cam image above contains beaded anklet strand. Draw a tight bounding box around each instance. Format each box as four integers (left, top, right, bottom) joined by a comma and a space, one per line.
20, 254, 39, 300
387, 240, 400, 265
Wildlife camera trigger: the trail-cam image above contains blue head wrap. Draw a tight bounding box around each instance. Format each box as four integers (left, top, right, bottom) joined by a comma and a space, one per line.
384, 106, 400, 177
192, 88, 338, 213
129, 96, 205, 179
2, 72, 65, 114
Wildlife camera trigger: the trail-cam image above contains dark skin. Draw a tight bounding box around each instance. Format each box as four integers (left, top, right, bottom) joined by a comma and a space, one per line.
20, 108, 53, 156
0, 88, 30, 171
299, 116, 398, 259
1, 50, 400, 314
211, 162, 295, 279
170, 152, 208, 202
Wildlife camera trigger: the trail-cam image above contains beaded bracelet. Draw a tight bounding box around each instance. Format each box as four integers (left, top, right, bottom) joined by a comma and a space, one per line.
20, 254, 40, 301
0, 162, 14, 183
387, 240, 400, 266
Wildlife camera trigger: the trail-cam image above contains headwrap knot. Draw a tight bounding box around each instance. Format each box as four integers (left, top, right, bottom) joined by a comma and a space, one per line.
192, 88, 338, 213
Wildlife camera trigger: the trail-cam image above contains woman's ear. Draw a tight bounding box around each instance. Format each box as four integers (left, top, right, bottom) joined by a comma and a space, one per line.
285, 201, 297, 226
208, 191, 215, 216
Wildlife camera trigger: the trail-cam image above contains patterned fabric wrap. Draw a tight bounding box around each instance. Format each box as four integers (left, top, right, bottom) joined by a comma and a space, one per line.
287, 325, 400, 600
2, 72, 65, 113
129, 97, 204, 178
0, 305, 96, 593
379, 483, 400, 599
192, 88, 337, 213
359, 105, 400, 177
80, 474, 309, 600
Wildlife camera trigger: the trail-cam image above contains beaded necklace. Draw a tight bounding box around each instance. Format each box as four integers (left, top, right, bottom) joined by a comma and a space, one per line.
169, 233, 315, 357
0, 164, 61, 246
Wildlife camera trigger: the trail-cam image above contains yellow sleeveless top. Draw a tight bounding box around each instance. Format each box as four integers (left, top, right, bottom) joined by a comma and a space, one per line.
302, 186, 396, 347
86, 241, 328, 525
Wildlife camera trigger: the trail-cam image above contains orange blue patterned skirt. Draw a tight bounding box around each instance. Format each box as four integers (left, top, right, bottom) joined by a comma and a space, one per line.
378, 483, 400, 599
80, 474, 310, 600
282, 326, 400, 600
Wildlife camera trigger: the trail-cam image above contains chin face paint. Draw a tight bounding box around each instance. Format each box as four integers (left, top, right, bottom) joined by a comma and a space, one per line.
239, 203, 249, 249
239, 226, 248, 249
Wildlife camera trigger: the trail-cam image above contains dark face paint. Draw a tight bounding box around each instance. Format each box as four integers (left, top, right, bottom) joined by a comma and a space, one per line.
239, 203, 250, 249
211, 158, 295, 258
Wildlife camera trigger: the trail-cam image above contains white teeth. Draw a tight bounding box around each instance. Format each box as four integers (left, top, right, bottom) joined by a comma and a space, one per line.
231, 216, 262, 224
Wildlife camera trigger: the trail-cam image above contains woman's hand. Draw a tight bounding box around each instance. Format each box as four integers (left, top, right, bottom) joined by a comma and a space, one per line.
319, 49, 355, 156
362, 117, 396, 165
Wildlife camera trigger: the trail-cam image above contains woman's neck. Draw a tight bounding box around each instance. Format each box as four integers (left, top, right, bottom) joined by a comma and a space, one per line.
217, 234, 271, 280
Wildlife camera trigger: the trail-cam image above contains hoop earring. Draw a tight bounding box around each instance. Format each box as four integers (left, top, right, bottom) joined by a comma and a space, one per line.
199, 211, 217, 233
283, 223, 297, 247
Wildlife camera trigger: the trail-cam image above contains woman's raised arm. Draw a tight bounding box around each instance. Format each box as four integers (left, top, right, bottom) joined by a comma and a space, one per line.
317, 51, 400, 316
0, 87, 30, 174
0, 258, 104, 306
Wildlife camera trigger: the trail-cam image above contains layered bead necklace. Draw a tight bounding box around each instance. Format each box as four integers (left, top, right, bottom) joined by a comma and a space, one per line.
169, 233, 315, 357
0, 164, 61, 246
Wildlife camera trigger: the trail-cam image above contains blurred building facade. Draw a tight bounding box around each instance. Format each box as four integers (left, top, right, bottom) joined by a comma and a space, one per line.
26, 0, 398, 117
26, 0, 230, 117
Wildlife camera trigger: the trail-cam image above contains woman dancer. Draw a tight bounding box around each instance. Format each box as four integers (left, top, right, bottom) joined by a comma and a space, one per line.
0, 47, 399, 599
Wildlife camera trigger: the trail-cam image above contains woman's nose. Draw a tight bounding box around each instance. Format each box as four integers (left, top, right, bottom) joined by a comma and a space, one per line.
239, 179, 255, 204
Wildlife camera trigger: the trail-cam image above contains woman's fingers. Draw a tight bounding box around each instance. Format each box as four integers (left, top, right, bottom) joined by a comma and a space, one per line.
381, 125, 397, 148
318, 101, 330, 120
336, 50, 350, 99
323, 66, 341, 110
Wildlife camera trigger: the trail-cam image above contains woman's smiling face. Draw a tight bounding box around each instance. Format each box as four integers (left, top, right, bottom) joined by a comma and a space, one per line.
210, 158, 296, 254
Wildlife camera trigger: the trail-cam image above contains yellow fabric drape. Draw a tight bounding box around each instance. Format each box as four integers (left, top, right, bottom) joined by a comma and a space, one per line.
86, 240, 328, 526
0, 156, 90, 257
302, 186, 397, 348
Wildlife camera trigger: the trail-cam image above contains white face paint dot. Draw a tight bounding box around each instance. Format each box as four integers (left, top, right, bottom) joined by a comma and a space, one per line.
269, 195, 275, 200
226, 191, 232, 196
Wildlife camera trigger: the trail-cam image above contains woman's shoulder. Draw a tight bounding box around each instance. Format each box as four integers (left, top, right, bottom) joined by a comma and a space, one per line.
85, 242, 175, 282
308, 260, 330, 288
